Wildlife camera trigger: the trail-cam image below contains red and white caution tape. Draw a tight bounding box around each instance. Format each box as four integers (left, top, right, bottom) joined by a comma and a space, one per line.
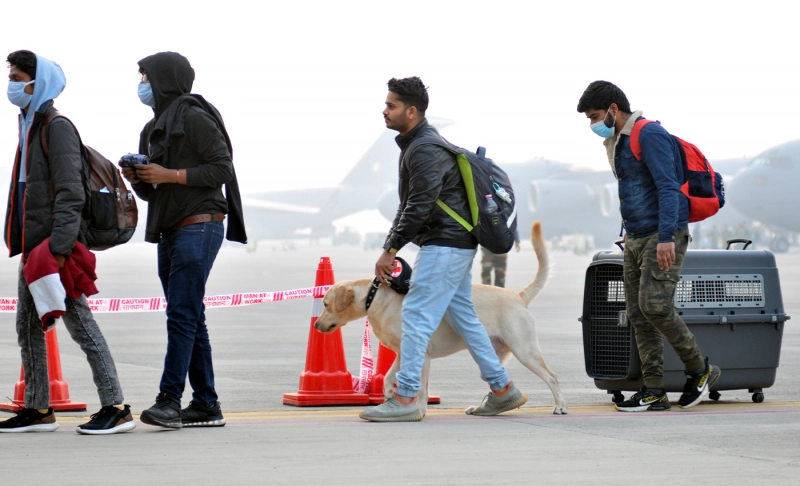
0, 285, 332, 313
352, 319, 375, 393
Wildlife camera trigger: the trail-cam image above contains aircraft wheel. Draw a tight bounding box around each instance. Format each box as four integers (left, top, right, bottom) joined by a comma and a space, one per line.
771, 237, 790, 253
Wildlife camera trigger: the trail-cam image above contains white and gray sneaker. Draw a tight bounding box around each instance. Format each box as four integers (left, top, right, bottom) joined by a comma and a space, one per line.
359, 393, 423, 422
466, 382, 528, 416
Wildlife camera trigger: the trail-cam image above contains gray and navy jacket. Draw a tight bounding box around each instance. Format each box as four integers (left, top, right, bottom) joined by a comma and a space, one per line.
604, 110, 689, 243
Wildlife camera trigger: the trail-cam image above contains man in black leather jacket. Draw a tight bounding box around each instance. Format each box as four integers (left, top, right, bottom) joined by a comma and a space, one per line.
361, 77, 527, 422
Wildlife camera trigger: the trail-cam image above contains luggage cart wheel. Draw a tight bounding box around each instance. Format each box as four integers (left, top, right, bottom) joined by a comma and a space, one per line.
752, 392, 764, 403
709, 390, 721, 401
611, 391, 624, 403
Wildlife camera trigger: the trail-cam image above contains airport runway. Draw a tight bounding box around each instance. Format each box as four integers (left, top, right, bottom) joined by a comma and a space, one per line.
0, 238, 798, 484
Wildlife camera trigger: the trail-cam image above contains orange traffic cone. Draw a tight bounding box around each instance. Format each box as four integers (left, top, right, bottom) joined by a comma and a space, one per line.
283, 257, 370, 406
368, 343, 440, 405
0, 327, 87, 412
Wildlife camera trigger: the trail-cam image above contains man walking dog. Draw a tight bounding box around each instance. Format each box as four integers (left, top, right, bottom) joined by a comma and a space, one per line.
362, 77, 528, 422
577, 80, 721, 411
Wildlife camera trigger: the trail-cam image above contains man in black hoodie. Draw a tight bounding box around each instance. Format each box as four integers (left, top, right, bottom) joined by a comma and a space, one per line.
121, 52, 246, 429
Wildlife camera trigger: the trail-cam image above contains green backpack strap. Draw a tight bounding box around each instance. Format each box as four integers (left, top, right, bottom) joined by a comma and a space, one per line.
405, 137, 479, 232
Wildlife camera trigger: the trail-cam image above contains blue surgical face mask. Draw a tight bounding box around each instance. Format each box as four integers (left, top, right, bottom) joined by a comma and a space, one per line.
590, 107, 616, 138
8, 80, 35, 108
138, 83, 155, 107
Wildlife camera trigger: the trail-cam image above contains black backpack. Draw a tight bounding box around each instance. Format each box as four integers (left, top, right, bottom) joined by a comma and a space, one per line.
41, 111, 138, 250
407, 136, 518, 254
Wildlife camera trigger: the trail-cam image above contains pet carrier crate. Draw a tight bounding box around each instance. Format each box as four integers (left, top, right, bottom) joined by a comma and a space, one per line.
580, 243, 790, 404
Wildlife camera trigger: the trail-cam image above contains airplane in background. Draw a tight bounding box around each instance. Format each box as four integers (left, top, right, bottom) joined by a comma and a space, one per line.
726, 140, 800, 252
239, 120, 419, 244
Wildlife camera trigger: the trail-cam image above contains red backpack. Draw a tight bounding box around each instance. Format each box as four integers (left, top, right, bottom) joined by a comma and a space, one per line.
630, 119, 724, 223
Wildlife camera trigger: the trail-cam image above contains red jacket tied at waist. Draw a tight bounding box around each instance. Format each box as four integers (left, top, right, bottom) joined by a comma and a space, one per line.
23, 237, 98, 331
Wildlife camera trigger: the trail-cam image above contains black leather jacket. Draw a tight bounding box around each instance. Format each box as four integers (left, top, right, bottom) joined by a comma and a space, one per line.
383, 119, 477, 252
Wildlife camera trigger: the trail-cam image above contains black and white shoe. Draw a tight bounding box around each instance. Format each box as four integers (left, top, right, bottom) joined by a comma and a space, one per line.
141, 395, 182, 429
0, 407, 59, 433
77, 405, 136, 435
181, 400, 226, 427
678, 359, 722, 409
615, 388, 671, 412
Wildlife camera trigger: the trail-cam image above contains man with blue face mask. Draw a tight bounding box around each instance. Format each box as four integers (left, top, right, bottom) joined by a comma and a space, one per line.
120, 52, 247, 429
0, 50, 134, 434
577, 81, 721, 412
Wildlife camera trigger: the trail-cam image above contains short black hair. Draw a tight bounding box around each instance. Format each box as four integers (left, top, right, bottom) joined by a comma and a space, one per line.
576, 80, 631, 114
388, 77, 429, 116
7, 50, 37, 80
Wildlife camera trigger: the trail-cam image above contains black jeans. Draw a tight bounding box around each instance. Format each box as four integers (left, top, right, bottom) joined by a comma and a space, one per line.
157, 221, 224, 405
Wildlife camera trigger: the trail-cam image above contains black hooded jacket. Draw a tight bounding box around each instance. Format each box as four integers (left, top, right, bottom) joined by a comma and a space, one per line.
133, 52, 246, 243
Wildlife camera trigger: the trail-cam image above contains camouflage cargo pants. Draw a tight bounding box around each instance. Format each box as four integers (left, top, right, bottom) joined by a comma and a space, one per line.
480, 249, 507, 288
624, 228, 706, 389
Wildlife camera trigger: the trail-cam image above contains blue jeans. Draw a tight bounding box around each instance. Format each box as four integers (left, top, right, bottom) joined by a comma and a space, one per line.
395, 245, 510, 398
157, 221, 224, 406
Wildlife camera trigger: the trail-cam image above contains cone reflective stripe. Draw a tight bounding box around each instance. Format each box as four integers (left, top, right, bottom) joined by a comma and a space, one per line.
283, 257, 369, 406
0, 327, 87, 412
367, 343, 441, 405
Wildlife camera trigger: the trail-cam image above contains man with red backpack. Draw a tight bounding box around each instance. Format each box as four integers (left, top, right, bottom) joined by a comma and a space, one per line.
577, 81, 721, 411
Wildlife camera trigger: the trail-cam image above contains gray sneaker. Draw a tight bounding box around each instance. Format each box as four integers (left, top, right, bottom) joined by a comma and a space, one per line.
466, 382, 528, 416
359, 393, 423, 422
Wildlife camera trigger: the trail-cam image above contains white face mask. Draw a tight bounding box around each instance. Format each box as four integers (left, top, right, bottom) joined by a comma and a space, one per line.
8, 80, 35, 108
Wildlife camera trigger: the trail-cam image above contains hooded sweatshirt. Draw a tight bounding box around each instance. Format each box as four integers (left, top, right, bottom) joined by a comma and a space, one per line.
133, 52, 246, 243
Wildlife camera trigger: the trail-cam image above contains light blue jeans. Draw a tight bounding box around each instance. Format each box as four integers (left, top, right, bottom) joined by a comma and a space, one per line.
395, 245, 510, 398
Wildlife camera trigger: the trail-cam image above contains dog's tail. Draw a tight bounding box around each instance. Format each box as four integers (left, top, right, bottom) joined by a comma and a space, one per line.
518, 221, 549, 307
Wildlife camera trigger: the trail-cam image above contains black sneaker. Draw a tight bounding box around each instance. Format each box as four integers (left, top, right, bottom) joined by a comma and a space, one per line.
77, 405, 136, 435
615, 388, 671, 412
678, 359, 722, 409
181, 400, 226, 427
140, 395, 182, 429
0, 407, 59, 433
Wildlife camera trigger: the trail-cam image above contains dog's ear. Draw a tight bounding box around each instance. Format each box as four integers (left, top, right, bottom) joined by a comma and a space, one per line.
333, 286, 355, 313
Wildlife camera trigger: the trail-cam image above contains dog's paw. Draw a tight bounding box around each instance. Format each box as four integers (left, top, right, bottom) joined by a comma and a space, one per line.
552, 406, 568, 415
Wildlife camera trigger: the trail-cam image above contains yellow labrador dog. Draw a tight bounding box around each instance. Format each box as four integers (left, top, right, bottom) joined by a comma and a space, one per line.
315, 222, 567, 416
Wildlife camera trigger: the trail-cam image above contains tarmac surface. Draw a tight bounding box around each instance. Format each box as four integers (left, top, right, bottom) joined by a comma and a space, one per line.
1, 237, 798, 484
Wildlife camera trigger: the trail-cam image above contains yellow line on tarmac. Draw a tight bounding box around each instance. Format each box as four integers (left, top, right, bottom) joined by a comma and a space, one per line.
16, 401, 800, 425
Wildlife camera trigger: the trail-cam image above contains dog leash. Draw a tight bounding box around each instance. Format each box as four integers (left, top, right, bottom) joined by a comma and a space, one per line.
365, 278, 381, 311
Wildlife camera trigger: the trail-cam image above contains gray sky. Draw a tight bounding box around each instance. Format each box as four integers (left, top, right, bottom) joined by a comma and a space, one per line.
1, 0, 797, 193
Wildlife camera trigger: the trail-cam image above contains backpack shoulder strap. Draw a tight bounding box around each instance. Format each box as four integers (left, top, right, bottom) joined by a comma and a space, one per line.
629, 119, 656, 161
403, 135, 458, 163
39, 110, 68, 158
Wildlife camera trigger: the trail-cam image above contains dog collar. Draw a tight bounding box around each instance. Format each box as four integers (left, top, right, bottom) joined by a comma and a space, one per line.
365, 278, 381, 311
